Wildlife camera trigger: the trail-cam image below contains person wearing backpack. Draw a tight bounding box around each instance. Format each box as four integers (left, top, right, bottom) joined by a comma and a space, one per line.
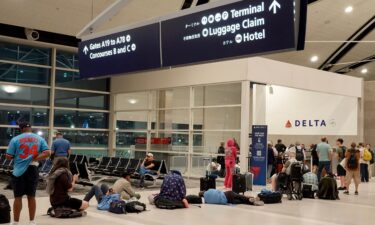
358, 143, 370, 182
336, 138, 347, 190
367, 144, 374, 179
343, 143, 360, 195
286, 142, 305, 162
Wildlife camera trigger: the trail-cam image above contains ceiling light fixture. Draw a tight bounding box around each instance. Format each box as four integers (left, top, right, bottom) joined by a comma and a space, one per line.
310, 55, 319, 62
2, 85, 19, 94
361, 68, 368, 74
37, 131, 43, 136
345, 6, 353, 13
128, 99, 138, 104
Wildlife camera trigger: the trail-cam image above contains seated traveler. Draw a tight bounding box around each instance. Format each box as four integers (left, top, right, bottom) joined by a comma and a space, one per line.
139, 153, 156, 188
84, 172, 140, 203
206, 158, 221, 177
271, 151, 298, 191
151, 170, 189, 209
47, 158, 89, 211
199, 189, 264, 206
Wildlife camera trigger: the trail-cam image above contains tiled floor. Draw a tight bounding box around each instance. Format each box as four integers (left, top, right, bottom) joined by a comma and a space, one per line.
7, 180, 374, 225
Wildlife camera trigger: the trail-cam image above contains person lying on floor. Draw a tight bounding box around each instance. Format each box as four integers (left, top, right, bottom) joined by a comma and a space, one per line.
47, 157, 89, 212
199, 189, 264, 206
84, 172, 141, 204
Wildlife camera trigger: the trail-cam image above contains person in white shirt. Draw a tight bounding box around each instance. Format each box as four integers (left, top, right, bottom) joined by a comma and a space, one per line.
285, 141, 306, 162
206, 158, 221, 177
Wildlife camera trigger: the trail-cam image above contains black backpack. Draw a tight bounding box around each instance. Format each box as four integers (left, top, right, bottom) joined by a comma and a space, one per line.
47, 207, 83, 218
347, 150, 358, 170
290, 162, 303, 180
154, 197, 185, 210
0, 194, 11, 224
370, 150, 375, 165
109, 200, 126, 214
186, 195, 202, 204
258, 192, 282, 204
125, 201, 146, 213
296, 147, 304, 161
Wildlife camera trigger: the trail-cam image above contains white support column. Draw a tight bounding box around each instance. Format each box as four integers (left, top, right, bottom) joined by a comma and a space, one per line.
240, 81, 250, 173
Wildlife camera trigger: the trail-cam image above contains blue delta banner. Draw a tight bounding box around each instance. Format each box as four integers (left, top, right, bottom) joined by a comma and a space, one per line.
251, 125, 268, 186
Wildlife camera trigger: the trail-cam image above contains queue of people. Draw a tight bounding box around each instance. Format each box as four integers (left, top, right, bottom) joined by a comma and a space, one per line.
267, 137, 374, 196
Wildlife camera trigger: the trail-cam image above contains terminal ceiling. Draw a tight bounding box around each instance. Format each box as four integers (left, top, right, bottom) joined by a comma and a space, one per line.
0, 0, 373, 80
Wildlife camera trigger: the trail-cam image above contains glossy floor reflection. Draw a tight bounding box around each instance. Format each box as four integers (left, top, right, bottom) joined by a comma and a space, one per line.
8, 179, 374, 225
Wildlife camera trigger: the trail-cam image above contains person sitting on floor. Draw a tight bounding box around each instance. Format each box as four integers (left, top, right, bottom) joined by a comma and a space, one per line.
199, 189, 264, 206
317, 173, 339, 200
271, 151, 298, 191
206, 158, 221, 177
84, 172, 140, 204
139, 153, 156, 188
150, 170, 189, 209
46, 157, 89, 212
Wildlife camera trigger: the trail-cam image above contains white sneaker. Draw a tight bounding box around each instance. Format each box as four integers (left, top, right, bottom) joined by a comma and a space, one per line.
10, 222, 19, 225
29, 221, 37, 225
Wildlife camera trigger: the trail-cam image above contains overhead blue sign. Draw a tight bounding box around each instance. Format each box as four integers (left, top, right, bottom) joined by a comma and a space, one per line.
78, 0, 306, 78
78, 23, 161, 78
161, 0, 296, 67
251, 125, 268, 186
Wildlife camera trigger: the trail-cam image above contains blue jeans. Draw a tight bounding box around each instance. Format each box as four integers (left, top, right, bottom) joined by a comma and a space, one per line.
84, 184, 109, 203
318, 161, 331, 181
360, 163, 369, 182
139, 166, 150, 187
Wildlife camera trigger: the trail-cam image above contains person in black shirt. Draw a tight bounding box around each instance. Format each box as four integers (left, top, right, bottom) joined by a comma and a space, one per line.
310, 144, 319, 173
275, 139, 286, 173
139, 153, 155, 188
267, 143, 276, 180
217, 142, 225, 177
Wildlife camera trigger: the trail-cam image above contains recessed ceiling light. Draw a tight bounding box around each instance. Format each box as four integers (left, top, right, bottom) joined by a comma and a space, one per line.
37, 131, 43, 136
345, 6, 353, 13
310, 55, 319, 62
128, 99, 138, 104
2, 85, 19, 94
361, 68, 368, 74
70, 125, 75, 128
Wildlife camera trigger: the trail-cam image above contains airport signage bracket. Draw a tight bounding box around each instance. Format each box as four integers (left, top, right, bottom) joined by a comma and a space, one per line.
79, 0, 307, 78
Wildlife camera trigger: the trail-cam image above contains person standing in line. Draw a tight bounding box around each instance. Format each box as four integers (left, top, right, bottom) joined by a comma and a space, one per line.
217, 142, 226, 177
344, 143, 361, 195
316, 137, 332, 181
275, 139, 287, 173
367, 144, 374, 179
267, 143, 276, 181
51, 132, 71, 160
6, 122, 51, 225
358, 143, 369, 182
310, 144, 319, 174
224, 138, 237, 189
336, 138, 347, 190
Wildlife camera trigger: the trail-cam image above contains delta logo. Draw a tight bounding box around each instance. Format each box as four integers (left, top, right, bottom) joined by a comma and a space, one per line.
285, 119, 328, 128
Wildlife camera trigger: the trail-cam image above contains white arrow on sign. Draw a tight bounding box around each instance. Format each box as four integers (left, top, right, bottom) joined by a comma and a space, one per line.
83, 46, 89, 55
269, 0, 281, 14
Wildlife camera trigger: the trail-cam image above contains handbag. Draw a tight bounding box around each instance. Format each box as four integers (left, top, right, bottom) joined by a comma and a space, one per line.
339, 158, 347, 170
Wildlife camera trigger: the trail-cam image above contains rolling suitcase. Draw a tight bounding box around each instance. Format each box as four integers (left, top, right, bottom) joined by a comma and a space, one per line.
200, 157, 216, 191
232, 174, 246, 194
245, 172, 253, 191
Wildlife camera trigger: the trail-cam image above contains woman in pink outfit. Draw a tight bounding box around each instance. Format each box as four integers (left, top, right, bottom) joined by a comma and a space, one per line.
224, 138, 238, 189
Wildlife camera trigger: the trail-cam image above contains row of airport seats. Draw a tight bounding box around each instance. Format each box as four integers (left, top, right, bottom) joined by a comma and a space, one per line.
68, 154, 169, 186
0, 153, 14, 174
0, 153, 53, 179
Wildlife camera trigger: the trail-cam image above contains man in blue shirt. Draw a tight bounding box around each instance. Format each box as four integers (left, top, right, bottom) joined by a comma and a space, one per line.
6, 122, 51, 225
316, 137, 333, 181
51, 132, 71, 159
